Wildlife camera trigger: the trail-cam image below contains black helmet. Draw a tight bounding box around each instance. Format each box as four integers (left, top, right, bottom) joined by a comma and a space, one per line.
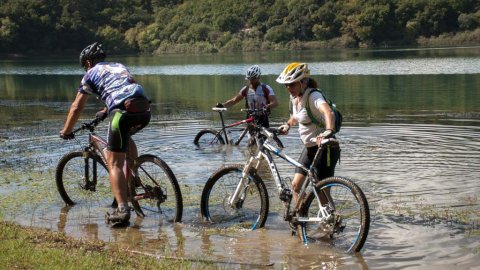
79, 42, 106, 68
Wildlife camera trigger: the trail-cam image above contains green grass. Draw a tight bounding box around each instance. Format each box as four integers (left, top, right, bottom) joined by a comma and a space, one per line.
0, 221, 218, 270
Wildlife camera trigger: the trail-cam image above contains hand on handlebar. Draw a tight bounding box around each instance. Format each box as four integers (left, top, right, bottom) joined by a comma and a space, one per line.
95, 110, 108, 121
319, 129, 334, 139
215, 102, 224, 108
313, 129, 334, 146
278, 123, 290, 135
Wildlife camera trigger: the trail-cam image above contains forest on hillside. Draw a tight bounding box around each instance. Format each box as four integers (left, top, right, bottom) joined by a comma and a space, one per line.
0, 0, 479, 55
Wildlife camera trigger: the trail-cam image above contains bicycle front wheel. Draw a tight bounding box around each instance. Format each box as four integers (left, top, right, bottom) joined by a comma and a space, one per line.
55, 151, 112, 207
130, 154, 183, 223
193, 129, 225, 146
200, 165, 269, 230
297, 176, 370, 253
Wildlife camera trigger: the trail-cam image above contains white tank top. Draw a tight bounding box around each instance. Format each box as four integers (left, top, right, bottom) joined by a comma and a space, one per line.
291, 88, 329, 147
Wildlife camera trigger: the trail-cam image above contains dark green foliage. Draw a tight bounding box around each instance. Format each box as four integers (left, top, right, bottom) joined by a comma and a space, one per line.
0, 0, 479, 54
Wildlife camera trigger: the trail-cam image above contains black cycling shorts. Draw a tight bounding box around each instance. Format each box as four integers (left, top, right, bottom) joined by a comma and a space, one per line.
295, 144, 341, 180
107, 110, 151, 152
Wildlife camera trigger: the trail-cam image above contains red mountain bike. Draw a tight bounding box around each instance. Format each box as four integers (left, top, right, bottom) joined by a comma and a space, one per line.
55, 118, 183, 222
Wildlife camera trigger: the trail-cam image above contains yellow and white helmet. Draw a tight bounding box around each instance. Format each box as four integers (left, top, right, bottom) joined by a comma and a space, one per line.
276, 62, 310, 84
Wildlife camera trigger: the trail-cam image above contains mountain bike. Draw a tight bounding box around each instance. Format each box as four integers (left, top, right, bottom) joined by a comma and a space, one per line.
200, 126, 370, 252
194, 108, 272, 147
55, 117, 183, 223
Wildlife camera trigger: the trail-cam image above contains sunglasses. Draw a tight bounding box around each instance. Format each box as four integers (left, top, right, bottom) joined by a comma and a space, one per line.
284, 82, 298, 88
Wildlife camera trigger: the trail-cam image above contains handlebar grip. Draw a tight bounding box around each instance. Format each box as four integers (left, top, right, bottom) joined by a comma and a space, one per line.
310, 138, 339, 145
212, 107, 227, 111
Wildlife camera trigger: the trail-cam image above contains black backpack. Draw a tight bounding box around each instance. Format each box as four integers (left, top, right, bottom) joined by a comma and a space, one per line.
305, 89, 343, 133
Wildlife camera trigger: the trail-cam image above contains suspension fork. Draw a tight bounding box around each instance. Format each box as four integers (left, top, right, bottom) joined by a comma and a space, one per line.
81, 145, 96, 191
228, 154, 260, 206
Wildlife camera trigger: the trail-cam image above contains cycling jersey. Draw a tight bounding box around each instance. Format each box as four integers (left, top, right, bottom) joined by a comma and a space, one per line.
78, 62, 145, 112
239, 84, 275, 110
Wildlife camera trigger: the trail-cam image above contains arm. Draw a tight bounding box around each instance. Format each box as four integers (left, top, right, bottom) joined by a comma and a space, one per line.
279, 114, 297, 135
60, 92, 89, 136
265, 95, 278, 110
318, 102, 334, 131
286, 115, 297, 127
315, 102, 335, 143
222, 94, 243, 108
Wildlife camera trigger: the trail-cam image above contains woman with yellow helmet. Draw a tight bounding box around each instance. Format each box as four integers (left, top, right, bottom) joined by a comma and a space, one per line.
277, 63, 341, 203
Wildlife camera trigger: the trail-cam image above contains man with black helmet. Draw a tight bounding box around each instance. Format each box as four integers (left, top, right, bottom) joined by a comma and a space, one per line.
216, 65, 278, 128
60, 42, 151, 226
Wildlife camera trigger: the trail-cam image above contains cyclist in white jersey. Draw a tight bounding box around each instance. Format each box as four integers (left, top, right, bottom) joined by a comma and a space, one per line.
216, 65, 278, 127
277, 63, 340, 203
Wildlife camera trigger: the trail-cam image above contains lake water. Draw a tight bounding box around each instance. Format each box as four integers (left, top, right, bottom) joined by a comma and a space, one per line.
0, 47, 479, 269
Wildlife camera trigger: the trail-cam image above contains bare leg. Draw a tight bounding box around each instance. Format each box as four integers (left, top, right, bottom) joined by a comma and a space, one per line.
106, 150, 128, 206
128, 138, 137, 158
293, 172, 330, 205
291, 173, 306, 203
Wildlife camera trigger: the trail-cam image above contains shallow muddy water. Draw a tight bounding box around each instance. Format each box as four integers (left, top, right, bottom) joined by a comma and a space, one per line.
0, 48, 479, 269
1, 116, 479, 269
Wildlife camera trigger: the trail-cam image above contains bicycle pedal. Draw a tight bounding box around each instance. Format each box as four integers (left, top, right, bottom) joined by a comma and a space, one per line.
283, 213, 292, 222
110, 220, 130, 228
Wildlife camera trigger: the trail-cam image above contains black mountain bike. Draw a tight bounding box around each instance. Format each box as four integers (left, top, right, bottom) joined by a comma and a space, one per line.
194, 108, 272, 147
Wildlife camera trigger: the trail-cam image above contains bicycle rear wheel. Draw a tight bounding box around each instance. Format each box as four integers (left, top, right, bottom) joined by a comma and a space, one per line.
193, 129, 225, 146
55, 151, 112, 207
297, 176, 370, 253
200, 164, 269, 230
130, 154, 183, 223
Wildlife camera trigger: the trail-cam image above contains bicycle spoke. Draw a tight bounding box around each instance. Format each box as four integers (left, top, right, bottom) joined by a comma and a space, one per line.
131, 155, 182, 223
56, 152, 112, 208
298, 177, 369, 253
201, 165, 268, 230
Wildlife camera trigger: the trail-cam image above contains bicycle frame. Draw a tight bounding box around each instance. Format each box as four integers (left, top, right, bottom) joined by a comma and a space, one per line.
228, 127, 335, 224
71, 119, 138, 203
210, 108, 258, 145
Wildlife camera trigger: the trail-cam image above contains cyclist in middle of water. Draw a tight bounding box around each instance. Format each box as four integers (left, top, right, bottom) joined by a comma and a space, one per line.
216, 65, 278, 128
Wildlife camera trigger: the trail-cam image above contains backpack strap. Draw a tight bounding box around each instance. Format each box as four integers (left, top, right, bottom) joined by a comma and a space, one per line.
244, 83, 271, 111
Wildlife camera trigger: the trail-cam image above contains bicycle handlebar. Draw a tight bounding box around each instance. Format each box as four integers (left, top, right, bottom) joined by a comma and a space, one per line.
241, 108, 267, 116
259, 127, 285, 149
309, 137, 339, 146
212, 107, 227, 112
72, 118, 102, 134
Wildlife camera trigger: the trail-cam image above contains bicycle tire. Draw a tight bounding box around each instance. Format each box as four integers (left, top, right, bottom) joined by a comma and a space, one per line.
296, 176, 370, 253
193, 129, 226, 146
130, 154, 183, 223
200, 164, 269, 230
55, 151, 112, 207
